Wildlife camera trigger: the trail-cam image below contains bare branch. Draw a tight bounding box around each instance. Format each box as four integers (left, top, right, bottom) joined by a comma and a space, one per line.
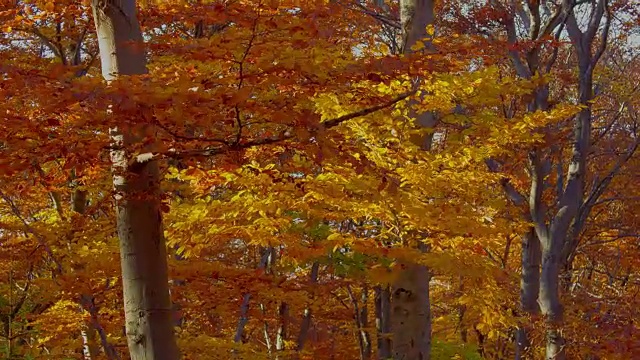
584, 0, 607, 45
485, 159, 527, 206
233, 293, 251, 343
527, 150, 549, 239
591, 0, 611, 66
342, 0, 401, 29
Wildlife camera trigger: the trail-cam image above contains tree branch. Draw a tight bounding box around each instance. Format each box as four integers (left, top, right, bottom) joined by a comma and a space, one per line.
0, 191, 63, 275
322, 90, 415, 128
161, 90, 415, 159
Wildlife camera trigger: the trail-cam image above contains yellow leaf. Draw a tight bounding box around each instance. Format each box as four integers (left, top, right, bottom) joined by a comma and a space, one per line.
410, 41, 425, 51
426, 24, 435, 36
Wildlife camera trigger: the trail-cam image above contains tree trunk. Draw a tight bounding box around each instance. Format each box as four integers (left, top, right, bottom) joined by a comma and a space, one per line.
400, 0, 437, 151
375, 285, 392, 359
296, 262, 320, 352
391, 264, 431, 360
535, 3, 608, 357
538, 232, 565, 360
359, 286, 372, 359
74, 190, 102, 360
91, 1, 178, 358
516, 228, 541, 359
349, 285, 372, 360
388, 1, 435, 359
276, 302, 289, 352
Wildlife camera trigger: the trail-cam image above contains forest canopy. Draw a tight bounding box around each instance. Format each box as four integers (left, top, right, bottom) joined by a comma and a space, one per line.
0, 0, 638, 359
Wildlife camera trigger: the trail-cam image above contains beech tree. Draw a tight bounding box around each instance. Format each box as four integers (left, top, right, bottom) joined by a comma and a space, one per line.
90, 0, 179, 358
0, 1, 638, 360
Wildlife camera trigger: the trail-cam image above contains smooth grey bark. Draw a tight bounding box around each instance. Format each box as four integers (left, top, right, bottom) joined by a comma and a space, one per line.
515, 228, 540, 360
521, 229, 541, 315
498, 2, 576, 357
400, 0, 437, 151
80, 294, 120, 360
386, 1, 435, 359
91, 0, 179, 358
503, 0, 612, 357
260, 303, 272, 352
391, 264, 431, 360
360, 286, 372, 359
494, 163, 543, 360
531, 2, 610, 359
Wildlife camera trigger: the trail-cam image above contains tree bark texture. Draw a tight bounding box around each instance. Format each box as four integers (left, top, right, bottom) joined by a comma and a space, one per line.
400, 0, 437, 151
91, 0, 179, 358
391, 264, 431, 360
516, 228, 540, 359
388, 1, 435, 359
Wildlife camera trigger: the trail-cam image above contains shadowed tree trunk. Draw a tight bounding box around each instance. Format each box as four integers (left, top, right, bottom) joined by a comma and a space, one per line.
348, 284, 372, 360
375, 285, 392, 359
296, 262, 320, 352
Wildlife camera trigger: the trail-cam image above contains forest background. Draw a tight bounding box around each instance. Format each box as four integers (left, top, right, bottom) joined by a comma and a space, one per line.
0, 0, 639, 359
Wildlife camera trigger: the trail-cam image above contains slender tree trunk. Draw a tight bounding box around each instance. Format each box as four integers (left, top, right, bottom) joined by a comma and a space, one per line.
72, 187, 101, 360
296, 262, 320, 352
521, 229, 541, 316
276, 302, 289, 352
349, 285, 372, 360
233, 247, 275, 344
260, 303, 272, 353
91, 1, 178, 358
537, 2, 609, 357
40, 36, 101, 358
81, 294, 120, 360
81, 327, 99, 360
359, 286, 372, 359
455, 277, 467, 343
234, 293, 251, 343
537, 98, 593, 360
375, 285, 392, 360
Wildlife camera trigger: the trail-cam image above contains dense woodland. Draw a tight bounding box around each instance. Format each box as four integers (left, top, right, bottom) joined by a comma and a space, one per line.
0, 0, 638, 359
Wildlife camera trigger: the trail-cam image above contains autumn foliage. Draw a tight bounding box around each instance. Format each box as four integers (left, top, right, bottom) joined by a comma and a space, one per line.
0, 0, 638, 359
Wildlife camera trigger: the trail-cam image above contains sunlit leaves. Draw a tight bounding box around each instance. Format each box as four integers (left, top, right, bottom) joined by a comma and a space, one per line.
1, 0, 637, 358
